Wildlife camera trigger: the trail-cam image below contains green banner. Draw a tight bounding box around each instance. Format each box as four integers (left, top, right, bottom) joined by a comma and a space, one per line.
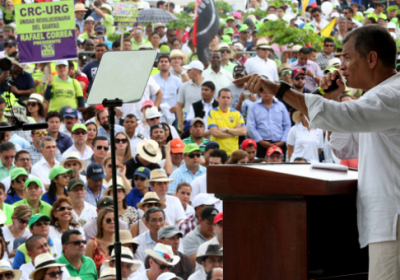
113, 2, 139, 27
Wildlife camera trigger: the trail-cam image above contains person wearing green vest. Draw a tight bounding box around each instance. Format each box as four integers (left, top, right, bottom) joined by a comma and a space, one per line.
77, 17, 96, 40
56, 229, 98, 280
13, 178, 52, 217
219, 43, 238, 74
0, 183, 14, 225
130, 25, 146, 50
13, 214, 62, 269
90, 3, 115, 39
371, 1, 388, 20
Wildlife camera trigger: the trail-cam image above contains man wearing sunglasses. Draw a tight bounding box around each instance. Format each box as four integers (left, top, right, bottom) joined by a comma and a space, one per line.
233, 24, 254, 51
219, 43, 237, 74
292, 69, 309, 94
26, 129, 63, 165
278, 63, 293, 85
315, 38, 336, 69
56, 229, 97, 280
85, 136, 109, 171
62, 124, 93, 161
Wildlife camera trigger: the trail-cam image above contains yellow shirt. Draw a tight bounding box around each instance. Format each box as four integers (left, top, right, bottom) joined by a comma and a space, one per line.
207, 107, 245, 156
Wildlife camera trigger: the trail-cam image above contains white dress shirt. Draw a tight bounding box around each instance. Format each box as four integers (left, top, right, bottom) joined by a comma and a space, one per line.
31, 157, 60, 185
186, 99, 216, 132
190, 175, 223, 212
133, 231, 157, 263
244, 56, 279, 82
305, 73, 400, 248
131, 270, 149, 280
202, 68, 233, 97
188, 267, 207, 280
62, 144, 94, 160
72, 201, 98, 227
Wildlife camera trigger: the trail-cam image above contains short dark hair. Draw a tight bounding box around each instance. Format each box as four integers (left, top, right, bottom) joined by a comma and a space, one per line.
0, 97, 5, 105
293, 157, 308, 162
308, 47, 316, 53
343, 25, 396, 69
202, 81, 216, 91
145, 207, 165, 222
0, 142, 15, 153
68, 61, 75, 69
112, 41, 121, 49
26, 235, 46, 252
311, 7, 322, 14
209, 149, 228, 164
158, 55, 171, 62
168, 2, 175, 8
124, 114, 137, 121
299, 47, 310, 55
92, 136, 108, 147
61, 229, 82, 245
46, 111, 61, 122
95, 43, 108, 49
0, 183, 5, 193
157, 0, 165, 7
277, 6, 286, 11
123, 39, 132, 44
15, 150, 30, 162
339, 94, 353, 101
344, 7, 354, 14
218, 88, 232, 97
324, 38, 334, 44
268, 6, 276, 11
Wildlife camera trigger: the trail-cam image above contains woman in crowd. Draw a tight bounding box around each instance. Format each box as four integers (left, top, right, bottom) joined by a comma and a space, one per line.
150, 32, 161, 51
161, 123, 173, 143
114, 131, 132, 166
30, 253, 65, 280
49, 197, 85, 240
2, 204, 32, 260
175, 182, 194, 218
0, 237, 8, 261
103, 179, 138, 228
227, 150, 249, 164
41, 166, 73, 204
0, 122, 11, 144
287, 111, 324, 162
5, 168, 28, 204
85, 208, 115, 274
25, 94, 46, 123
102, 156, 131, 193
171, 38, 182, 50
130, 192, 166, 238
85, 122, 97, 147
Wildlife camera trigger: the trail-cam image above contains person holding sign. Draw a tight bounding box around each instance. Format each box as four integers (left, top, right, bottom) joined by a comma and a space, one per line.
90, 3, 115, 39
44, 61, 84, 113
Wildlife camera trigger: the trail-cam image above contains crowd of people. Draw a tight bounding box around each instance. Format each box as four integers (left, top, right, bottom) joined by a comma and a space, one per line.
0, 0, 398, 279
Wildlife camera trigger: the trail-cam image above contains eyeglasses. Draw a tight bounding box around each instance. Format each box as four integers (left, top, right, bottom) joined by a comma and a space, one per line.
17, 158, 31, 162
280, 71, 292, 76
34, 221, 50, 227
154, 260, 171, 270
0, 272, 14, 280
66, 240, 87, 246
72, 131, 87, 135
27, 102, 37, 107
144, 203, 161, 208
134, 175, 146, 181
149, 117, 160, 121
186, 153, 202, 158
96, 146, 109, 151
115, 138, 128, 144
56, 206, 72, 212
221, 50, 231, 54
15, 177, 28, 183
35, 131, 48, 136
3, 155, 15, 160
105, 218, 114, 224
45, 271, 63, 278
294, 77, 305, 81
17, 218, 29, 224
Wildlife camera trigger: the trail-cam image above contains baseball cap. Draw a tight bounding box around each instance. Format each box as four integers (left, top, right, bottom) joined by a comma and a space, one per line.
192, 193, 220, 208
183, 61, 204, 71
86, 163, 106, 181
67, 178, 85, 192
24, 177, 42, 189
158, 225, 183, 239
190, 117, 204, 126
292, 68, 305, 78
55, 60, 68, 67
220, 35, 232, 45
241, 139, 257, 149
183, 143, 201, 154
266, 146, 283, 156
226, 16, 235, 21
243, 18, 254, 27
233, 64, 246, 75
170, 138, 185, 154
238, 24, 250, 33
63, 108, 78, 118
85, 16, 95, 22
142, 100, 155, 109
95, 25, 106, 34
49, 166, 73, 181
200, 207, 219, 221
214, 212, 223, 224
223, 27, 234, 35
11, 168, 28, 181
95, 104, 107, 111
133, 166, 151, 179
72, 123, 87, 132
3, 25, 14, 32
29, 214, 50, 228
97, 196, 114, 209
204, 141, 219, 151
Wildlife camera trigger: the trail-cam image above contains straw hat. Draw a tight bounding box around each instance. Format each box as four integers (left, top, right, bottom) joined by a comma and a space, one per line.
74, 3, 87, 11
0, 260, 22, 280
169, 49, 187, 65
145, 244, 180, 266
99, 268, 127, 280
144, 169, 174, 187
29, 253, 66, 280
102, 178, 125, 197
107, 230, 140, 253
136, 192, 166, 210
292, 111, 302, 124
23, 93, 46, 108
59, 152, 87, 172
137, 140, 162, 163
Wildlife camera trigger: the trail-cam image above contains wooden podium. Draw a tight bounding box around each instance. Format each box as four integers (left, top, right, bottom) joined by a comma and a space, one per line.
207, 163, 368, 280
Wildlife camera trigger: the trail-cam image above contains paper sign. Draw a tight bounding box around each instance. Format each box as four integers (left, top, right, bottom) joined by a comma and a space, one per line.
113, 2, 139, 27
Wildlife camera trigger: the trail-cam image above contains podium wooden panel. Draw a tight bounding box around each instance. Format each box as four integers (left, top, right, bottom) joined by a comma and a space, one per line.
207, 163, 368, 280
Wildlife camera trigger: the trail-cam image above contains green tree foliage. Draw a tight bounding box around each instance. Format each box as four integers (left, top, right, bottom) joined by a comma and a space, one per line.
166, 11, 194, 29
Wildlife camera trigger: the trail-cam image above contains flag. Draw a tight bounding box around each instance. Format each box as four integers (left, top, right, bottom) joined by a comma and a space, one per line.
193, 0, 220, 66
320, 17, 337, 37
301, 0, 317, 12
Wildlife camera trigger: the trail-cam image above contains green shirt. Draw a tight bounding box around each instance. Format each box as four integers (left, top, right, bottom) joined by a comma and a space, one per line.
182, 136, 209, 153
1, 203, 14, 225
131, 38, 146, 50
221, 61, 238, 74
13, 199, 52, 217
57, 255, 98, 280
48, 76, 83, 112
0, 161, 15, 182
104, 14, 116, 38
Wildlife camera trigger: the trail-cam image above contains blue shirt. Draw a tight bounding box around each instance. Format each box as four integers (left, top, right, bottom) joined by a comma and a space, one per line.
82, 60, 100, 93
247, 98, 291, 143
84, 184, 107, 207
1, 71, 35, 101
56, 132, 73, 154
13, 237, 56, 269
90, 11, 102, 22
75, 18, 85, 32
126, 187, 152, 209
10, 134, 30, 149
41, 189, 68, 205
4, 192, 22, 205
168, 163, 207, 194
97, 125, 125, 142
152, 73, 182, 107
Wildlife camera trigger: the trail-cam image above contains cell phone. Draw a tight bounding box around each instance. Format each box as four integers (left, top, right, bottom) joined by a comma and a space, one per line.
244, 92, 251, 100
13, 237, 26, 250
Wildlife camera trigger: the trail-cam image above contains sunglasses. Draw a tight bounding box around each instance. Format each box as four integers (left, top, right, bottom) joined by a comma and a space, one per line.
45, 271, 63, 278
0, 272, 14, 280
57, 174, 70, 179
167, 34, 175, 37
35, 131, 48, 136
144, 203, 161, 208
34, 221, 50, 227
105, 218, 114, 224
96, 146, 109, 151
3, 155, 14, 160
280, 71, 292, 76
186, 153, 202, 158
241, 31, 249, 34
66, 240, 87, 246
221, 50, 231, 54
154, 260, 171, 270
72, 131, 87, 135
56, 206, 72, 212
294, 77, 305, 81
27, 102, 37, 107
107, 164, 120, 168
15, 177, 28, 183
115, 138, 128, 144
134, 175, 146, 181
17, 218, 29, 224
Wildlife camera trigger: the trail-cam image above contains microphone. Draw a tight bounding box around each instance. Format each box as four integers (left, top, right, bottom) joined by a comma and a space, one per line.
311, 79, 339, 96
0, 121, 48, 132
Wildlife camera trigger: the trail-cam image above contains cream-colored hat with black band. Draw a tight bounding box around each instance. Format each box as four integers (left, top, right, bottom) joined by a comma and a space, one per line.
106, 230, 140, 254
24, 93, 46, 108
144, 169, 174, 187
0, 260, 22, 280
256, 38, 272, 50
137, 140, 162, 163
136, 192, 166, 210
59, 152, 87, 172
102, 178, 125, 197
29, 253, 66, 280
99, 268, 127, 280
145, 244, 181, 266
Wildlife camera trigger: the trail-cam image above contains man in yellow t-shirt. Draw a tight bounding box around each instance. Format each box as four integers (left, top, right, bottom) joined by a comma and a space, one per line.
207, 88, 247, 156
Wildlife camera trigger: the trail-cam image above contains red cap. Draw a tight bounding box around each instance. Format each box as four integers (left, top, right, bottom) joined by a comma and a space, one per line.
170, 138, 185, 153
142, 100, 155, 108
292, 68, 305, 78
241, 139, 257, 150
214, 212, 223, 224
95, 104, 107, 111
266, 146, 283, 156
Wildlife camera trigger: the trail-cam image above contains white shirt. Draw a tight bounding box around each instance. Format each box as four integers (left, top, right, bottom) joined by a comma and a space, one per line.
312, 18, 329, 31
131, 270, 149, 280
190, 175, 223, 212
128, 133, 146, 156
164, 195, 186, 225
244, 56, 279, 82
188, 267, 207, 280
136, 123, 180, 141
202, 68, 233, 97
305, 73, 400, 248
2, 174, 46, 193
185, 204, 195, 218
59, 124, 72, 137
287, 123, 324, 162
2, 226, 31, 264
133, 231, 157, 263
72, 201, 98, 227
20, 262, 70, 280
49, 225, 86, 241
31, 157, 60, 185
62, 145, 94, 161
186, 99, 216, 132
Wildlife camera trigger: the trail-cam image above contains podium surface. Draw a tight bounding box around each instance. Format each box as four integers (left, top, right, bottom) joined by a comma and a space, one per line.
208, 163, 368, 280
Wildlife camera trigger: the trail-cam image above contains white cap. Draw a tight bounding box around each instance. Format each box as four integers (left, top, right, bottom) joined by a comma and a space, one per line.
330, 12, 340, 18
365, 7, 375, 14
192, 193, 220, 208
183, 60, 204, 71
266, 14, 279, 21
387, 22, 396, 29
292, 45, 302, 52
328, 57, 341, 67
55, 60, 68, 66
85, 16, 95, 22
156, 272, 183, 280
145, 106, 163, 119
234, 42, 244, 51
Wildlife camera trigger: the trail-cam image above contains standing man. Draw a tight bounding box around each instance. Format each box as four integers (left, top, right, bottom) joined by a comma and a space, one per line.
202, 51, 233, 95
74, 3, 86, 32
227, 65, 253, 110
290, 47, 323, 91
84, 163, 107, 207
0, 142, 16, 181
82, 43, 108, 94
62, 124, 94, 160
68, 179, 97, 227
315, 38, 336, 69
130, 25, 146, 50
31, 137, 59, 188
207, 89, 246, 156
96, 109, 125, 141
123, 114, 144, 156
291, 69, 310, 93
46, 111, 73, 154
183, 118, 210, 152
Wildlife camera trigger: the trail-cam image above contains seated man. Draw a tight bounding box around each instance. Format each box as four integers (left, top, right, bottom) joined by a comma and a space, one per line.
108, 247, 141, 279
188, 245, 223, 280
84, 162, 107, 207
25, 129, 63, 165
14, 178, 52, 216
61, 152, 87, 183
182, 118, 210, 153
67, 178, 97, 227
126, 167, 151, 209
241, 139, 257, 163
